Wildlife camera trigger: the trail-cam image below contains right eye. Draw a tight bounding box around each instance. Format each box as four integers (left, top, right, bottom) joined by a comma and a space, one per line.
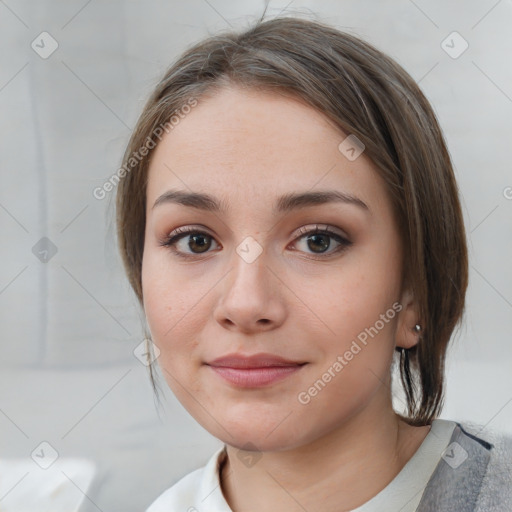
159, 227, 220, 259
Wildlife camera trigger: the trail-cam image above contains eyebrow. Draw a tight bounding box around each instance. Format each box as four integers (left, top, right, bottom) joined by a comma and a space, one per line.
151, 189, 370, 215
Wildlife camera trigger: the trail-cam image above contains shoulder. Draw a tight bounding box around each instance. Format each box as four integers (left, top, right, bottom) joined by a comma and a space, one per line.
457, 419, 512, 472
145, 445, 229, 512
439, 419, 512, 512
457, 420, 512, 511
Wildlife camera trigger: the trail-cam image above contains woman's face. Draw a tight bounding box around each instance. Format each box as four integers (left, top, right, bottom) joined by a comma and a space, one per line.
142, 86, 418, 451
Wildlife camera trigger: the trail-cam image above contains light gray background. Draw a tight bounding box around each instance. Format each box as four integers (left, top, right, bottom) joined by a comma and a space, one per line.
1, 1, 511, 510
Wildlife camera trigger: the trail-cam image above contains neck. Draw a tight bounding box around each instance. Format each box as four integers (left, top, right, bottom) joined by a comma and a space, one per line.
220, 402, 431, 512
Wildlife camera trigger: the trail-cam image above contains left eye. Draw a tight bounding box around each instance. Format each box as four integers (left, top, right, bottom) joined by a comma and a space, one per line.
291, 225, 352, 256
159, 224, 352, 259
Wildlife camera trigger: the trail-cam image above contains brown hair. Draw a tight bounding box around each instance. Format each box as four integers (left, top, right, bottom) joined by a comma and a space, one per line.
115, 15, 468, 426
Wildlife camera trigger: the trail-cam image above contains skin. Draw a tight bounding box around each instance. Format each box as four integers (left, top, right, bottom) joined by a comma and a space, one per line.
142, 85, 431, 512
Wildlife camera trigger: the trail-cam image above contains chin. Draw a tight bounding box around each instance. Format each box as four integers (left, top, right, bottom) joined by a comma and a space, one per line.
201, 409, 314, 453
217, 429, 302, 453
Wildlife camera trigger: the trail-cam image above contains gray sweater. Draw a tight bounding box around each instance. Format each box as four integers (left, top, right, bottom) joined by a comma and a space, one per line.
417, 421, 512, 511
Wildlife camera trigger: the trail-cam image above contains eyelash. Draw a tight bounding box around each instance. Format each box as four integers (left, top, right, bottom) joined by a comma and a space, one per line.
158, 224, 352, 261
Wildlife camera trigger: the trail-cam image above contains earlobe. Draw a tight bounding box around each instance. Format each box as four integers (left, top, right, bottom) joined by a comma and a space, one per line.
395, 287, 422, 350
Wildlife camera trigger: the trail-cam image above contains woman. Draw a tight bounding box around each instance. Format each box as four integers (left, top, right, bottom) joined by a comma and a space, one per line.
115, 15, 512, 512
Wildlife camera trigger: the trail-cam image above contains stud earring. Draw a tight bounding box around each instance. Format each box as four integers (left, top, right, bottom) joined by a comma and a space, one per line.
414, 324, 421, 333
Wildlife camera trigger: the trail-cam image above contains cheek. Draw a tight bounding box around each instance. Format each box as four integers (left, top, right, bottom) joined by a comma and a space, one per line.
296, 257, 396, 332
290, 242, 401, 372
141, 250, 207, 367
142, 251, 181, 348
142, 260, 204, 402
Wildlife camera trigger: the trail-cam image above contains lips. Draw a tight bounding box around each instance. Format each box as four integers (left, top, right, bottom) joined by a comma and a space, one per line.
207, 353, 305, 368
205, 353, 306, 388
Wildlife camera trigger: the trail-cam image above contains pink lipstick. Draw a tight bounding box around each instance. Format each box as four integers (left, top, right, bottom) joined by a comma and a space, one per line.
206, 353, 306, 388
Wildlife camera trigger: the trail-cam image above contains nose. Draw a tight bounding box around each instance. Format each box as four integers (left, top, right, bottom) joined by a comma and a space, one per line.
213, 245, 287, 334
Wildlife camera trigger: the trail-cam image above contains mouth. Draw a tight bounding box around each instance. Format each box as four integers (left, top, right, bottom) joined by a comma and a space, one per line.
205, 353, 307, 388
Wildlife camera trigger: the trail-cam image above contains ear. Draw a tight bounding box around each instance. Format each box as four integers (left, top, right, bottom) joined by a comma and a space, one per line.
395, 286, 422, 350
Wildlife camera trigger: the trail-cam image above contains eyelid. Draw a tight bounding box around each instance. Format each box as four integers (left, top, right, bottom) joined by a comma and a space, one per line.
167, 225, 214, 239
292, 223, 349, 241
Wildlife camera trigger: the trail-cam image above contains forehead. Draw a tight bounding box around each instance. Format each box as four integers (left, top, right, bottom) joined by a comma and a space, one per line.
146, 86, 386, 213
